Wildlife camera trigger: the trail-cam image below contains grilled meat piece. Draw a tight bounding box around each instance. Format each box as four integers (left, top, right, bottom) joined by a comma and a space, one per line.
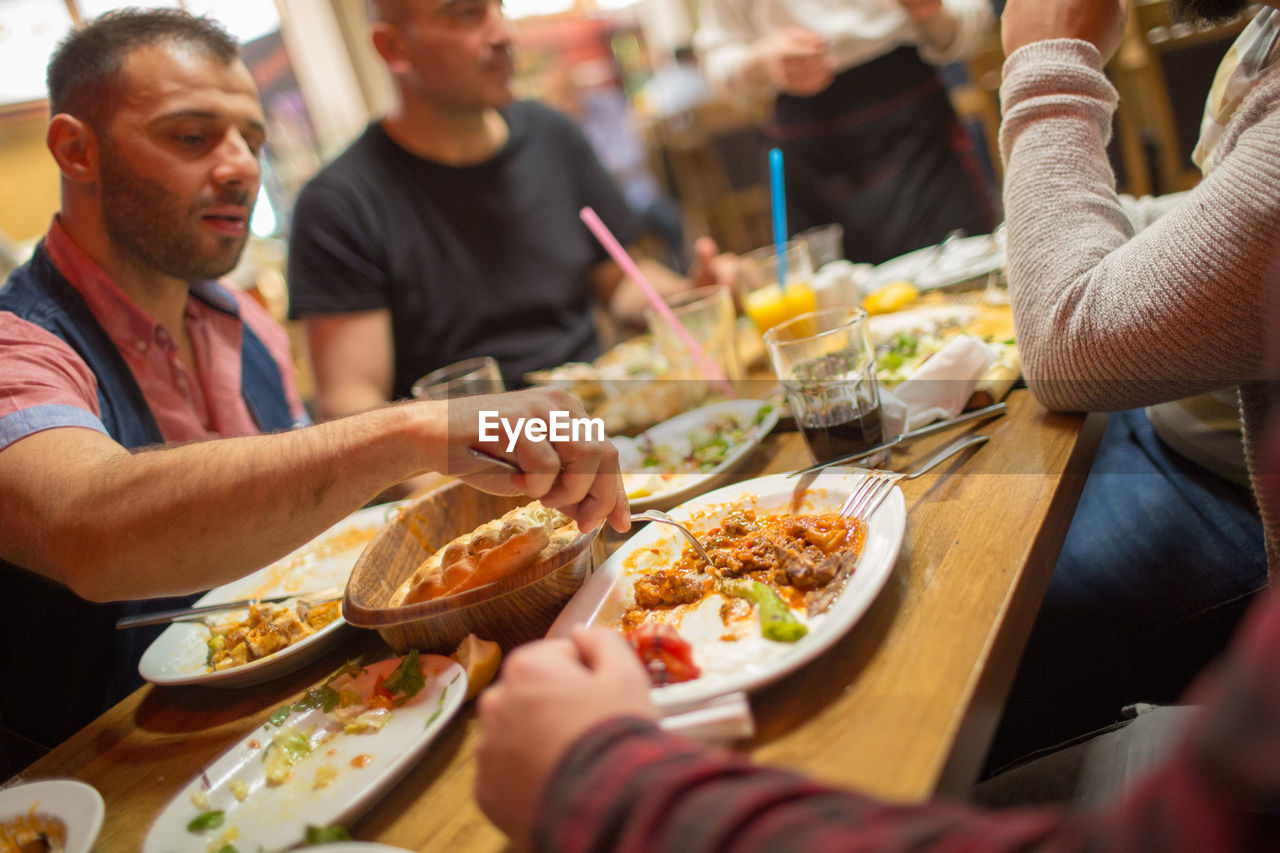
720, 511, 758, 537
633, 569, 706, 607
771, 544, 846, 590
802, 550, 863, 614
709, 540, 780, 577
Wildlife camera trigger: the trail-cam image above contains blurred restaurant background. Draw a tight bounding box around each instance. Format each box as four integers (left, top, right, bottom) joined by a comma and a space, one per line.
0, 0, 1258, 398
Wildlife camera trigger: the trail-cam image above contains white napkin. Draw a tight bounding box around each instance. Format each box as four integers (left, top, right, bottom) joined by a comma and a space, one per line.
812, 260, 871, 310
880, 335, 998, 436
657, 690, 755, 743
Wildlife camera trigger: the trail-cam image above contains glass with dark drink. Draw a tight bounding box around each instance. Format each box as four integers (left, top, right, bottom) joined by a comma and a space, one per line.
795, 397, 884, 462
764, 307, 888, 466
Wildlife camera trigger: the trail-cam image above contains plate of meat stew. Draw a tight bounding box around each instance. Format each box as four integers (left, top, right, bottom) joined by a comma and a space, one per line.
549, 470, 905, 709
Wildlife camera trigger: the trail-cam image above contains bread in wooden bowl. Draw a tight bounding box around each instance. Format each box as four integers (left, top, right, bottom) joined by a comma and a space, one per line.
343, 481, 600, 653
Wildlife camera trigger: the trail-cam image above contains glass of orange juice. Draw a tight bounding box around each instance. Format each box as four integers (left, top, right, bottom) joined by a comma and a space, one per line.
737, 241, 817, 334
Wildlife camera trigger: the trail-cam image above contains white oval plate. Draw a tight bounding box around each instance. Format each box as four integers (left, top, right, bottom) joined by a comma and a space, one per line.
616, 399, 779, 512
549, 469, 905, 709
143, 654, 466, 853
0, 778, 104, 853
866, 231, 1004, 292
138, 501, 406, 689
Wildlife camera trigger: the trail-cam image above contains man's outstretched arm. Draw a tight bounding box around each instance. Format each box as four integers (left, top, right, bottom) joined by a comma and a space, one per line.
0, 388, 628, 601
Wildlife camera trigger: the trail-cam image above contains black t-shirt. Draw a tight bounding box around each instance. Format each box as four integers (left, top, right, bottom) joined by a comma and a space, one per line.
287, 102, 643, 395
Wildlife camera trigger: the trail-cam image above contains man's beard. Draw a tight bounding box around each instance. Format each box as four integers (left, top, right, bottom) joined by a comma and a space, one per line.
1170, 0, 1250, 25
98, 137, 252, 282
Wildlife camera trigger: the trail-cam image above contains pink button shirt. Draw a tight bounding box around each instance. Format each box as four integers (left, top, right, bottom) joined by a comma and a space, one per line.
0, 219, 308, 450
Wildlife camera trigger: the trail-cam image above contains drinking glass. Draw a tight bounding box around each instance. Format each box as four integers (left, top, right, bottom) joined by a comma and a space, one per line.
764, 306, 886, 466
646, 285, 740, 405
737, 240, 817, 334
795, 223, 845, 269
411, 356, 505, 400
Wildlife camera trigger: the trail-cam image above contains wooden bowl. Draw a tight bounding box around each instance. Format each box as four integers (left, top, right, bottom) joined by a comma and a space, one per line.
343, 481, 600, 654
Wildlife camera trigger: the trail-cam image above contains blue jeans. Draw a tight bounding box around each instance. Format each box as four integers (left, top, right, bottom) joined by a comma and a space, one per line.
985, 409, 1267, 772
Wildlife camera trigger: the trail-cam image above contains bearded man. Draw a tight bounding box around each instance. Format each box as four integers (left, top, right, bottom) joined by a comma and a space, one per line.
0, 8, 629, 775
0, 14, 306, 768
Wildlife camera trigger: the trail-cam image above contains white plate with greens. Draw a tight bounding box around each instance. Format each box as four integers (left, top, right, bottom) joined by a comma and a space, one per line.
143, 652, 466, 853
138, 501, 405, 689
616, 399, 778, 512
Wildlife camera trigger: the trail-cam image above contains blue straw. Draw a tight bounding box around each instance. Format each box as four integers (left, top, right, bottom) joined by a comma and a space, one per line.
769, 147, 788, 291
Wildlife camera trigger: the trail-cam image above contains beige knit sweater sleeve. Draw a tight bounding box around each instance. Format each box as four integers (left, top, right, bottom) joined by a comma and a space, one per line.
998, 39, 1278, 413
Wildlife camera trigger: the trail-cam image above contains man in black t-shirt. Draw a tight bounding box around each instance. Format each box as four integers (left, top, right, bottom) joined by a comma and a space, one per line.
288, 0, 726, 412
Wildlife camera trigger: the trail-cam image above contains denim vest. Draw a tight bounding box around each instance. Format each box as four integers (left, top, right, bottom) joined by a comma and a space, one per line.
0, 244, 297, 754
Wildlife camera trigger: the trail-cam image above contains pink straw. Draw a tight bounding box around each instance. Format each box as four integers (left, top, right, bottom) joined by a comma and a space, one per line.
579, 206, 734, 398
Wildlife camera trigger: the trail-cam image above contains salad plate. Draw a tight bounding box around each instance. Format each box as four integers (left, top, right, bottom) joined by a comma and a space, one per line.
550, 469, 905, 710
615, 399, 779, 512
0, 779, 104, 853
139, 501, 406, 688
143, 653, 466, 853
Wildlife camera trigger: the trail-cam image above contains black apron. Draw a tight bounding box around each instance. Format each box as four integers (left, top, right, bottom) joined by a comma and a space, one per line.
768, 46, 994, 265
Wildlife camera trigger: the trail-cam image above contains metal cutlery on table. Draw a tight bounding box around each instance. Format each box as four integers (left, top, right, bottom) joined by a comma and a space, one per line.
787, 401, 1006, 478
839, 433, 989, 522
115, 585, 345, 629
630, 509, 715, 568
914, 227, 966, 280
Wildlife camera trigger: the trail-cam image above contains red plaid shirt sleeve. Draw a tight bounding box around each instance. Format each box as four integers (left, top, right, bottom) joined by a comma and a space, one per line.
536, 592, 1280, 853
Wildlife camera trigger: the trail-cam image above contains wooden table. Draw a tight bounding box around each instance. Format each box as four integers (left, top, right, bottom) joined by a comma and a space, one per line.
16, 390, 1103, 852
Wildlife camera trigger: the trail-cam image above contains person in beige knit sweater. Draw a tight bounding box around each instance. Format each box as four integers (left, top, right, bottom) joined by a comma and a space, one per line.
986, 0, 1280, 769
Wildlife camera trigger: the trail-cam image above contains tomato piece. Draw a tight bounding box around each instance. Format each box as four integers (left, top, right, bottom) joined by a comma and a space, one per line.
625, 623, 701, 686
368, 674, 395, 710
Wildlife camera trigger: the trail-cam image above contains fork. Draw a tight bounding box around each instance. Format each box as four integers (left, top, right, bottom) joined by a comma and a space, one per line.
630, 509, 715, 568
115, 585, 346, 629
839, 433, 990, 522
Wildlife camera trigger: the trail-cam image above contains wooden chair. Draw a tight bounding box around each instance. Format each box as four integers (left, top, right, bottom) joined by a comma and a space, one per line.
1108, 1, 1254, 194
650, 99, 774, 254
952, 29, 1007, 184
948, 14, 1162, 197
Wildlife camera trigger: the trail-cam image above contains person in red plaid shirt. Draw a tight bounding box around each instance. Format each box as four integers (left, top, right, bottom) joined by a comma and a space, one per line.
471, 0, 1280, 843
476, 593, 1280, 851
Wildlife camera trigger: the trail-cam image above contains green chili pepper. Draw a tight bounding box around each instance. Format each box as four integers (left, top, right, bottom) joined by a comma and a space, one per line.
720, 579, 808, 642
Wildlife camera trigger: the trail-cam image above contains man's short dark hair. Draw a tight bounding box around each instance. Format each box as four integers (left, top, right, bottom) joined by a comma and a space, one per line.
47, 8, 239, 129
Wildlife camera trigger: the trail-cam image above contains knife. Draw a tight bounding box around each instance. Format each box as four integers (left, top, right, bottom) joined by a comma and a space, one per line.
468, 446, 522, 473
786, 401, 1007, 478
115, 586, 343, 629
